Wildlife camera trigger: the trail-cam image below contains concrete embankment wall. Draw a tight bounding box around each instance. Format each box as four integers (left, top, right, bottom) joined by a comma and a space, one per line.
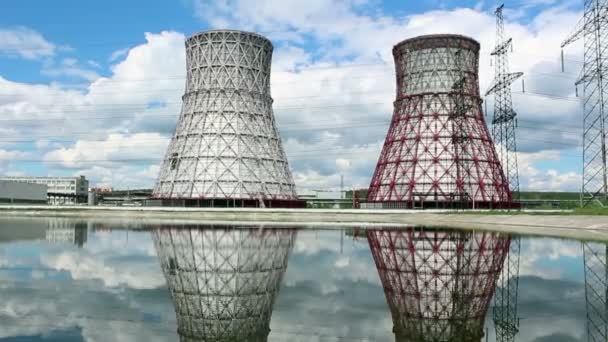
0, 205, 607, 241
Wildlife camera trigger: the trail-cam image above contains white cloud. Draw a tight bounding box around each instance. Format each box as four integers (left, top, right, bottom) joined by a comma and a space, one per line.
0, 4, 589, 191
0, 26, 55, 60
109, 47, 129, 62
43, 133, 169, 169
41, 57, 101, 82
518, 149, 581, 191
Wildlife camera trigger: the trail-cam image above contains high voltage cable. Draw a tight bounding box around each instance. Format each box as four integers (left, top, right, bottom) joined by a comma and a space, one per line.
0, 89, 583, 121
0, 66, 579, 98
0, 118, 584, 144
0, 69, 580, 101
0, 138, 583, 164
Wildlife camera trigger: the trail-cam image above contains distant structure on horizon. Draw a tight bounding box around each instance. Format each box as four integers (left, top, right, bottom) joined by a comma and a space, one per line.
151, 30, 302, 208
365, 34, 511, 209
367, 228, 509, 341
0, 175, 89, 205
152, 226, 295, 341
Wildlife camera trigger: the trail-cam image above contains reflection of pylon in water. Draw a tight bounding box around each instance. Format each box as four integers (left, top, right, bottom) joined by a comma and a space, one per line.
493, 236, 520, 342
366, 228, 509, 341
583, 242, 608, 342
152, 226, 296, 342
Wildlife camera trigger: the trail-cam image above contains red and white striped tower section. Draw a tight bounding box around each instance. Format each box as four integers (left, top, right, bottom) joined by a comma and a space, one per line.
366, 34, 511, 209
367, 228, 510, 341
152, 226, 296, 342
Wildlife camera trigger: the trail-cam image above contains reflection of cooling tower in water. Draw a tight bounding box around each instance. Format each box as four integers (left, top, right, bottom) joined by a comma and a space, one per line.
367, 228, 509, 341
152, 226, 296, 341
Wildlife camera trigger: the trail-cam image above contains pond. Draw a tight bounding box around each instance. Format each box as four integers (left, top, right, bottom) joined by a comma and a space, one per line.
0, 216, 603, 342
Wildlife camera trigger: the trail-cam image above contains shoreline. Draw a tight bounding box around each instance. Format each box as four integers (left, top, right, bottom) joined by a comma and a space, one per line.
1, 205, 607, 241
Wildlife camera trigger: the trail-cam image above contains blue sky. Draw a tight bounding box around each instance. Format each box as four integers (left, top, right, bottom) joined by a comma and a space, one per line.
0, 0, 587, 191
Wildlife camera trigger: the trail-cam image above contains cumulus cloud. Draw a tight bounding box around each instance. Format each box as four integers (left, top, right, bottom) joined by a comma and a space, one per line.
0, 3, 589, 191
0, 26, 56, 60
41, 58, 101, 82
43, 133, 169, 168
189, 0, 585, 191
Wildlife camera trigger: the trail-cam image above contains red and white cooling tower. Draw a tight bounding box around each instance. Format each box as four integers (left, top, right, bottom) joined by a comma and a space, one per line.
366, 35, 511, 209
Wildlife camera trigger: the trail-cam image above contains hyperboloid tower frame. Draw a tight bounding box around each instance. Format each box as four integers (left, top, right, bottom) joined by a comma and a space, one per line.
367, 228, 510, 341
562, 0, 608, 207
366, 34, 511, 209
152, 225, 296, 341
152, 30, 302, 208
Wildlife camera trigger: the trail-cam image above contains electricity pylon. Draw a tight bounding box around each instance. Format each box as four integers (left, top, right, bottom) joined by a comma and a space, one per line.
561, 0, 608, 207
486, 5, 522, 342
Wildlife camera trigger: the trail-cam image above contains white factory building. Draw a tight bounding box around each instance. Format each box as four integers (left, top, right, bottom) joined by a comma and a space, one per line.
0, 176, 89, 205
0, 180, 47, 204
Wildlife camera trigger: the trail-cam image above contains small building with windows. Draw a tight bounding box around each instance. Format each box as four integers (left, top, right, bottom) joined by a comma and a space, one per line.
0, 176, 89, 205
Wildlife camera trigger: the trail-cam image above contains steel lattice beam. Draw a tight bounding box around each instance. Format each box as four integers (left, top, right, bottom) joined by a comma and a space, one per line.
152, 30, 299, 206
583, 242, 608, 342
367, 228, 510, 342
366, 34, 511, 209
562, 0, 608, 207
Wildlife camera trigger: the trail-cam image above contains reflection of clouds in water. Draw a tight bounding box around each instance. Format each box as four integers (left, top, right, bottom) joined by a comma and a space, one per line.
520, 238, 583, 280
37, 230, 164, 290
0, 224, 597, 342
40, 250, 165, 289
0, 272, 176, 342
273, 230, 393, 341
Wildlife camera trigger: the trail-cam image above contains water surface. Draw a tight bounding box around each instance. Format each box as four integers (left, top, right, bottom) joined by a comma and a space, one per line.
0, 217, 601, 342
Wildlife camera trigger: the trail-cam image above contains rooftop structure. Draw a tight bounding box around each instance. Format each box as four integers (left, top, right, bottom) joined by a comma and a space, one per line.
366, 34, 510, 209
152, 226, 296, 341
152, 29, 301, 208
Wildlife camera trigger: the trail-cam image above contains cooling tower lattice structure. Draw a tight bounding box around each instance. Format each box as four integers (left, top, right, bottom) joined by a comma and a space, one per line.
366, 34, 511, 209
152, 226, 296, 341
367, 228, 509, 341
152, 30, 302, 208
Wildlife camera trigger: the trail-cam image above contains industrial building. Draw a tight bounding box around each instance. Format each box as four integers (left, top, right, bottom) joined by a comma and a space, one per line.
0, 176, 89, 205
365, 34, 510, 209
152, 226, 295, 341
151, 29, 303, 208
45, 219, 88, 247
367, 228, 509, 341
0, 180, 47, 204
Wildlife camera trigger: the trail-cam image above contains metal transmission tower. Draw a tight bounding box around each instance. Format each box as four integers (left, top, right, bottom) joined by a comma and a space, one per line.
366, 35, 510, 210
583, 241, 608, 342
493, 237, 521, 342
366, 227, 510, 341
561, 1, 608, 207
486, 4, 523, 205
152, 225, 296, 341
152, 30, 302, 208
